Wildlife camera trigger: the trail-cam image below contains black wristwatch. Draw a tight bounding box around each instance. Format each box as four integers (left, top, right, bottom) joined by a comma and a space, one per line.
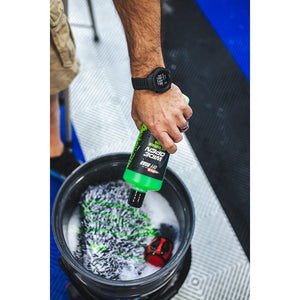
131, 67, 172, 93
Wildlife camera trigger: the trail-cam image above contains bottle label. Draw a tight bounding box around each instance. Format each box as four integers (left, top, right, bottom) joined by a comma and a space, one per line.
127, 124, 170, 180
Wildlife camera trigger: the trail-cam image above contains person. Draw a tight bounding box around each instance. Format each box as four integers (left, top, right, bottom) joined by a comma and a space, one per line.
50, 0, 193, 179
50, 0, 81, 178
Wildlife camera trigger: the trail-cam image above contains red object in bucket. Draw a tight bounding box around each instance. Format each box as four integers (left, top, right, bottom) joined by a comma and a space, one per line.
144, 236, 173, 268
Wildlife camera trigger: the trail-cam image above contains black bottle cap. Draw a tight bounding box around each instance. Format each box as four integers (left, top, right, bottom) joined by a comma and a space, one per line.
128, 189, 146, 208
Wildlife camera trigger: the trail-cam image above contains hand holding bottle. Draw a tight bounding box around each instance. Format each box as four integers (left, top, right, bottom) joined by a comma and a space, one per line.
124, 94, 191, 208
131, 84, 193, 154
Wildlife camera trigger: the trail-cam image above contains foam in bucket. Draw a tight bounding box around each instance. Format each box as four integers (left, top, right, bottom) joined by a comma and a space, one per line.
66, 180, 180, 280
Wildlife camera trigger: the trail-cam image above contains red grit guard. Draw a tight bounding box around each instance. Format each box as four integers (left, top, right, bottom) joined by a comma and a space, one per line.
144, 236, 173, 268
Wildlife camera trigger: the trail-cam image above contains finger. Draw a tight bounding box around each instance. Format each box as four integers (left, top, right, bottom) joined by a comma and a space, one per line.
156, 131, 177, 154
182, 104, 193, 120
175, 111, 189, 129
179, 121, 189, 133
168, 124, 183, 143
173, 110, 188, 134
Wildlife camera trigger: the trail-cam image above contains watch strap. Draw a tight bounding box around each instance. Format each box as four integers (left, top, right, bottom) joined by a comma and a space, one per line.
131, 77, 152, 90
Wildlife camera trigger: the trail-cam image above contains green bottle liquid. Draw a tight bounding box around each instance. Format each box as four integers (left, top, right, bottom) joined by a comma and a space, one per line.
124, 95, 190, 208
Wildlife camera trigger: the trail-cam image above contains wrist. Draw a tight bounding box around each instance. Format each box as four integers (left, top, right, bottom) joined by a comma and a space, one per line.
130, 57, 165, 78
132, 67, 172, 94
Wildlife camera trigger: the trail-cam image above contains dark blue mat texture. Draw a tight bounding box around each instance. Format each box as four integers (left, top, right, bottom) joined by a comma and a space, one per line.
50, 105, 85, 300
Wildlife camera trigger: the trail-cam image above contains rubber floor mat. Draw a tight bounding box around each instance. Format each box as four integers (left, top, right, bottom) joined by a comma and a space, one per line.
162, 0, 250, 258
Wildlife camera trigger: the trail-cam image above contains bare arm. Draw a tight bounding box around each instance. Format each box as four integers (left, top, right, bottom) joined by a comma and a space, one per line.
113, 0, 193, 154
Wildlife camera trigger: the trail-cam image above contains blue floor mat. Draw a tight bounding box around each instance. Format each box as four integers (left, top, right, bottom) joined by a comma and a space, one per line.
50, 105, 85, 300
194, 0, 250, 80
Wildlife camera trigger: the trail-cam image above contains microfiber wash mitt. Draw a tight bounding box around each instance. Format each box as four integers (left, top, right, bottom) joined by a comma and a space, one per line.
74, 180, 158, 280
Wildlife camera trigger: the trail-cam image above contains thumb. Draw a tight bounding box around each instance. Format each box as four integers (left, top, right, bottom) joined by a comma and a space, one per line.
131, 110, 143, 131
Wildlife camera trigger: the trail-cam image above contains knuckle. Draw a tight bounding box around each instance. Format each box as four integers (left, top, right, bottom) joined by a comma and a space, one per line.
179, 119, 187, 128
148, 121, 160, 133
179, 102, 187, 111
164, 140, 172, 150
147, 121, 154, 129
164, 115, 174, 128
163, 140, 176, 153
175, 134, 183, 143
174, 109, 181, 118
184, 110, 193, 120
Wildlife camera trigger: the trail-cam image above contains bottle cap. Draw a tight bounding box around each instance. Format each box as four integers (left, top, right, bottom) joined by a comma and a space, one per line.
128, 189, 146, 208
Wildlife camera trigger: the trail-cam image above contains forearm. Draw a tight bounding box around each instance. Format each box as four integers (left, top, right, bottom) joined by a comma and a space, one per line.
113, 0, 164, 77
113, 0, 193, 154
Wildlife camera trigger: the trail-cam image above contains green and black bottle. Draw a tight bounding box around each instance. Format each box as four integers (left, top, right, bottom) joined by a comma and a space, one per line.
124, 95, 190, 208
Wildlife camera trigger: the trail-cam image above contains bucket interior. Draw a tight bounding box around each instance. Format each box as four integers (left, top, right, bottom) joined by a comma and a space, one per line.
53, 154, 194, 285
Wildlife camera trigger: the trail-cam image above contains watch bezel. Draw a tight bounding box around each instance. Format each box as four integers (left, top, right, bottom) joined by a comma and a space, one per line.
151, 67, 172, 93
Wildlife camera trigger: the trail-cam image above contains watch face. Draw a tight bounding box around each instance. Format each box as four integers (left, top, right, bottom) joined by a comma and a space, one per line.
154, 69, 171, 91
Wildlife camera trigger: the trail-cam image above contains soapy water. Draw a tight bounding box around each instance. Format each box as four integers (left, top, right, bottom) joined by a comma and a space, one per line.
66, 180, 180, 281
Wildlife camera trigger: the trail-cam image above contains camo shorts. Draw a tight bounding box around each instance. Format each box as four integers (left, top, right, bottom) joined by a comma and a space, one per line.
50, 0, 80, 94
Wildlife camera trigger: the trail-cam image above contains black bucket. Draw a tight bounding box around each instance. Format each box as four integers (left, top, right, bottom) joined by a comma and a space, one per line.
52, 153, 195, 299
